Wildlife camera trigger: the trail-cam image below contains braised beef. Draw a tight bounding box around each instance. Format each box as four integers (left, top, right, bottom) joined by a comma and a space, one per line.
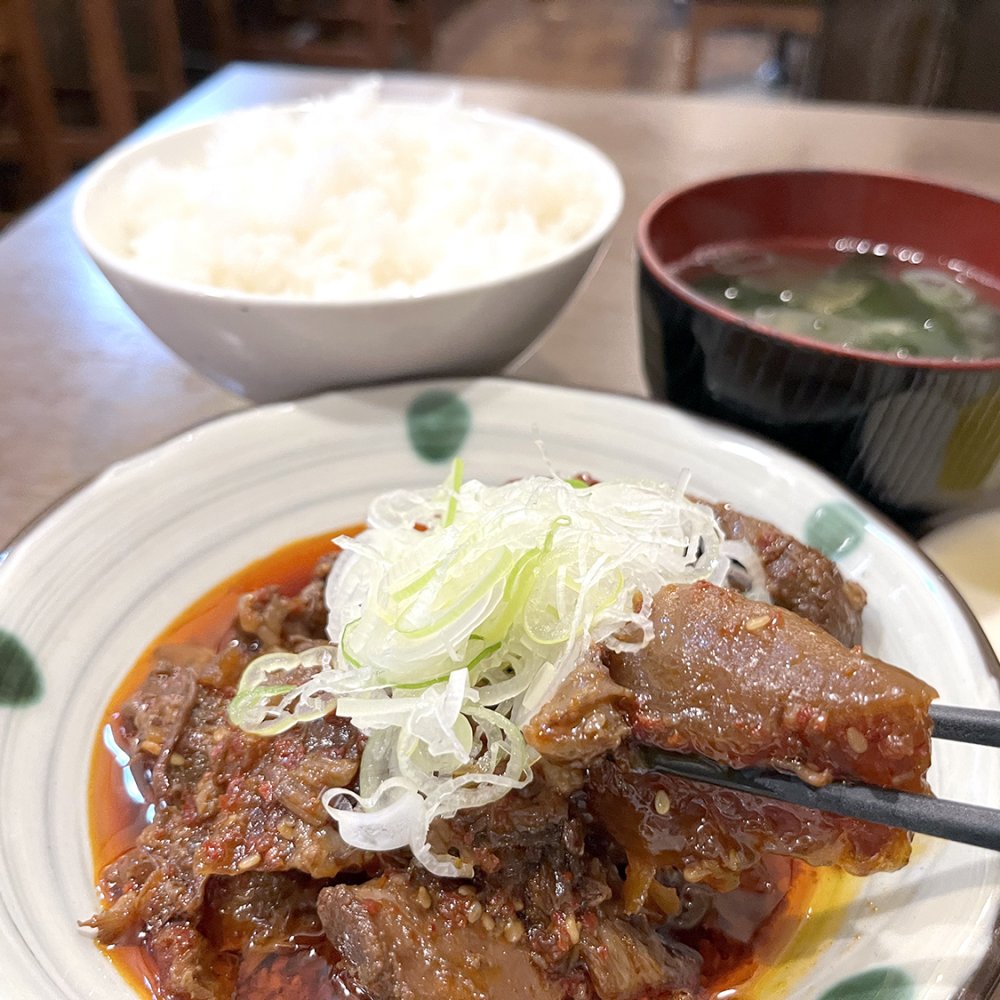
201, 871, 327, 952
88, 522, 936, 1000
580, 917, 699, 1000
86, 558, 370, 998
317, 851, 699, 1000
607, 581, 935, 792
148, 922, 227, 1000
711, 502, 867, 647
235, 557, 333, 654
430, 768, 576, 874
318, 873, 569, 1000
523, 645, 634, 764
89, 835, 206, 943
589, 753, 912, 892
126, 660, 199, 802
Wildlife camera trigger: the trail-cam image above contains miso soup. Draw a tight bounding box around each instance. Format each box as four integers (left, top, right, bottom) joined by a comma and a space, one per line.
675, 239, 1000, 360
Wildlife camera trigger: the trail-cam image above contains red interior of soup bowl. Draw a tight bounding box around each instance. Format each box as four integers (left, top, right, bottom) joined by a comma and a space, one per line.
638, 170, 1000, 370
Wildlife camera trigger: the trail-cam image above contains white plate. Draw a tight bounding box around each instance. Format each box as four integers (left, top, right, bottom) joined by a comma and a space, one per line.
1, 378, 998, 1000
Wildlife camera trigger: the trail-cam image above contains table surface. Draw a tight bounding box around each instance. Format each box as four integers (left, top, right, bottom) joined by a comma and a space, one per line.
6, 62, 1000, 546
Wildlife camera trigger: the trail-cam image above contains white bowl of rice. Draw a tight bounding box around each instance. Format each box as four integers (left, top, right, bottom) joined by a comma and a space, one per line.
73, 84, 624, 402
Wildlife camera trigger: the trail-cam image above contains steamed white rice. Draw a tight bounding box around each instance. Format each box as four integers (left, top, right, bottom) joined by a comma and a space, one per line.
118, 82, 608, 300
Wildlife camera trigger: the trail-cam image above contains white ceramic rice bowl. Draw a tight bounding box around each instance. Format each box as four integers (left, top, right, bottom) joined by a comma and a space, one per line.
72, 104, 624, 402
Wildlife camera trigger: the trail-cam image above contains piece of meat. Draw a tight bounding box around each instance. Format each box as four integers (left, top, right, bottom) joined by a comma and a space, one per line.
524, 646, 635, 764
607, 581, 936, 792
431, 771, 576, 873
711, 501, 867, 647
147, 921, 231, 1000
274, 752, 359, 827
235, 558, 333, 654
589, 753, 913, 892
235, 951, 365, 1000
88, 660, 364, 942
518, 858, 612, 974
579, 917, 699, 1000
86, 837, 206, 943
318, 874, 569, 1000
201, 871, 327, 953
192, 707, 364, 879
125, 658, 201, 757
122, 658, 201, 801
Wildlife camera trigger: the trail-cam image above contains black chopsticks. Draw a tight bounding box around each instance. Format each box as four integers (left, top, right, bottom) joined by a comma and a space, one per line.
641, 702, 1000, 854
930, 703, 1000, 748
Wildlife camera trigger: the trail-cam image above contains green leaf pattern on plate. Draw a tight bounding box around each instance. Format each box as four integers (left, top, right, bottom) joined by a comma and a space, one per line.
818, 967, 914, 1000
805, 501, 867, 559
0, 629, 42, 706
406, 389, 471, 462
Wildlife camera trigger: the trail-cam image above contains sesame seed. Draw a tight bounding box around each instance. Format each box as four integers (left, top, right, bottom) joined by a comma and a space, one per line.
416, 886, 432, 910
654, 790, 671, 815
565, 913, 580, 946
744, 614, 772, 634
503, 919, 525, 943
237, 852, 261, 871
457, 884, 477, 897
139, 740, 162, 756
481, 913, 495, 932
169, 754, 186, 767
467, 901, 483, 923
846, 727, 869, 754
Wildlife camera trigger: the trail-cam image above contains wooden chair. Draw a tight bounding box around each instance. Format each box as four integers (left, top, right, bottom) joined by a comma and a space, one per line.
75, 0, 186, 143
0, 0, 69, 218
802, 0, 959, 107
681, 0, 822, 92
0, 0, 185, 220
206, 0, 435, 69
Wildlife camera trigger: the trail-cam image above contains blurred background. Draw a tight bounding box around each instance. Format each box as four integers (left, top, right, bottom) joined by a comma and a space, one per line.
4, 0, 1000, 226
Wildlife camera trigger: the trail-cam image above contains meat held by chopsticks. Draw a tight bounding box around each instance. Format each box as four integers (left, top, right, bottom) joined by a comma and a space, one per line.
522, 579, 937, 890
605, 581, 936, 793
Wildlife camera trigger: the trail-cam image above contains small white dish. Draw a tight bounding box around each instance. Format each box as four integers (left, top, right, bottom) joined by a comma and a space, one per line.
922, 510, 1000, 660
0, 379, 998, 998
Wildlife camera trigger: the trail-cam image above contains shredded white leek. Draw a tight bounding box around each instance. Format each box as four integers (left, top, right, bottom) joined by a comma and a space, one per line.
229, 465, 729, 876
